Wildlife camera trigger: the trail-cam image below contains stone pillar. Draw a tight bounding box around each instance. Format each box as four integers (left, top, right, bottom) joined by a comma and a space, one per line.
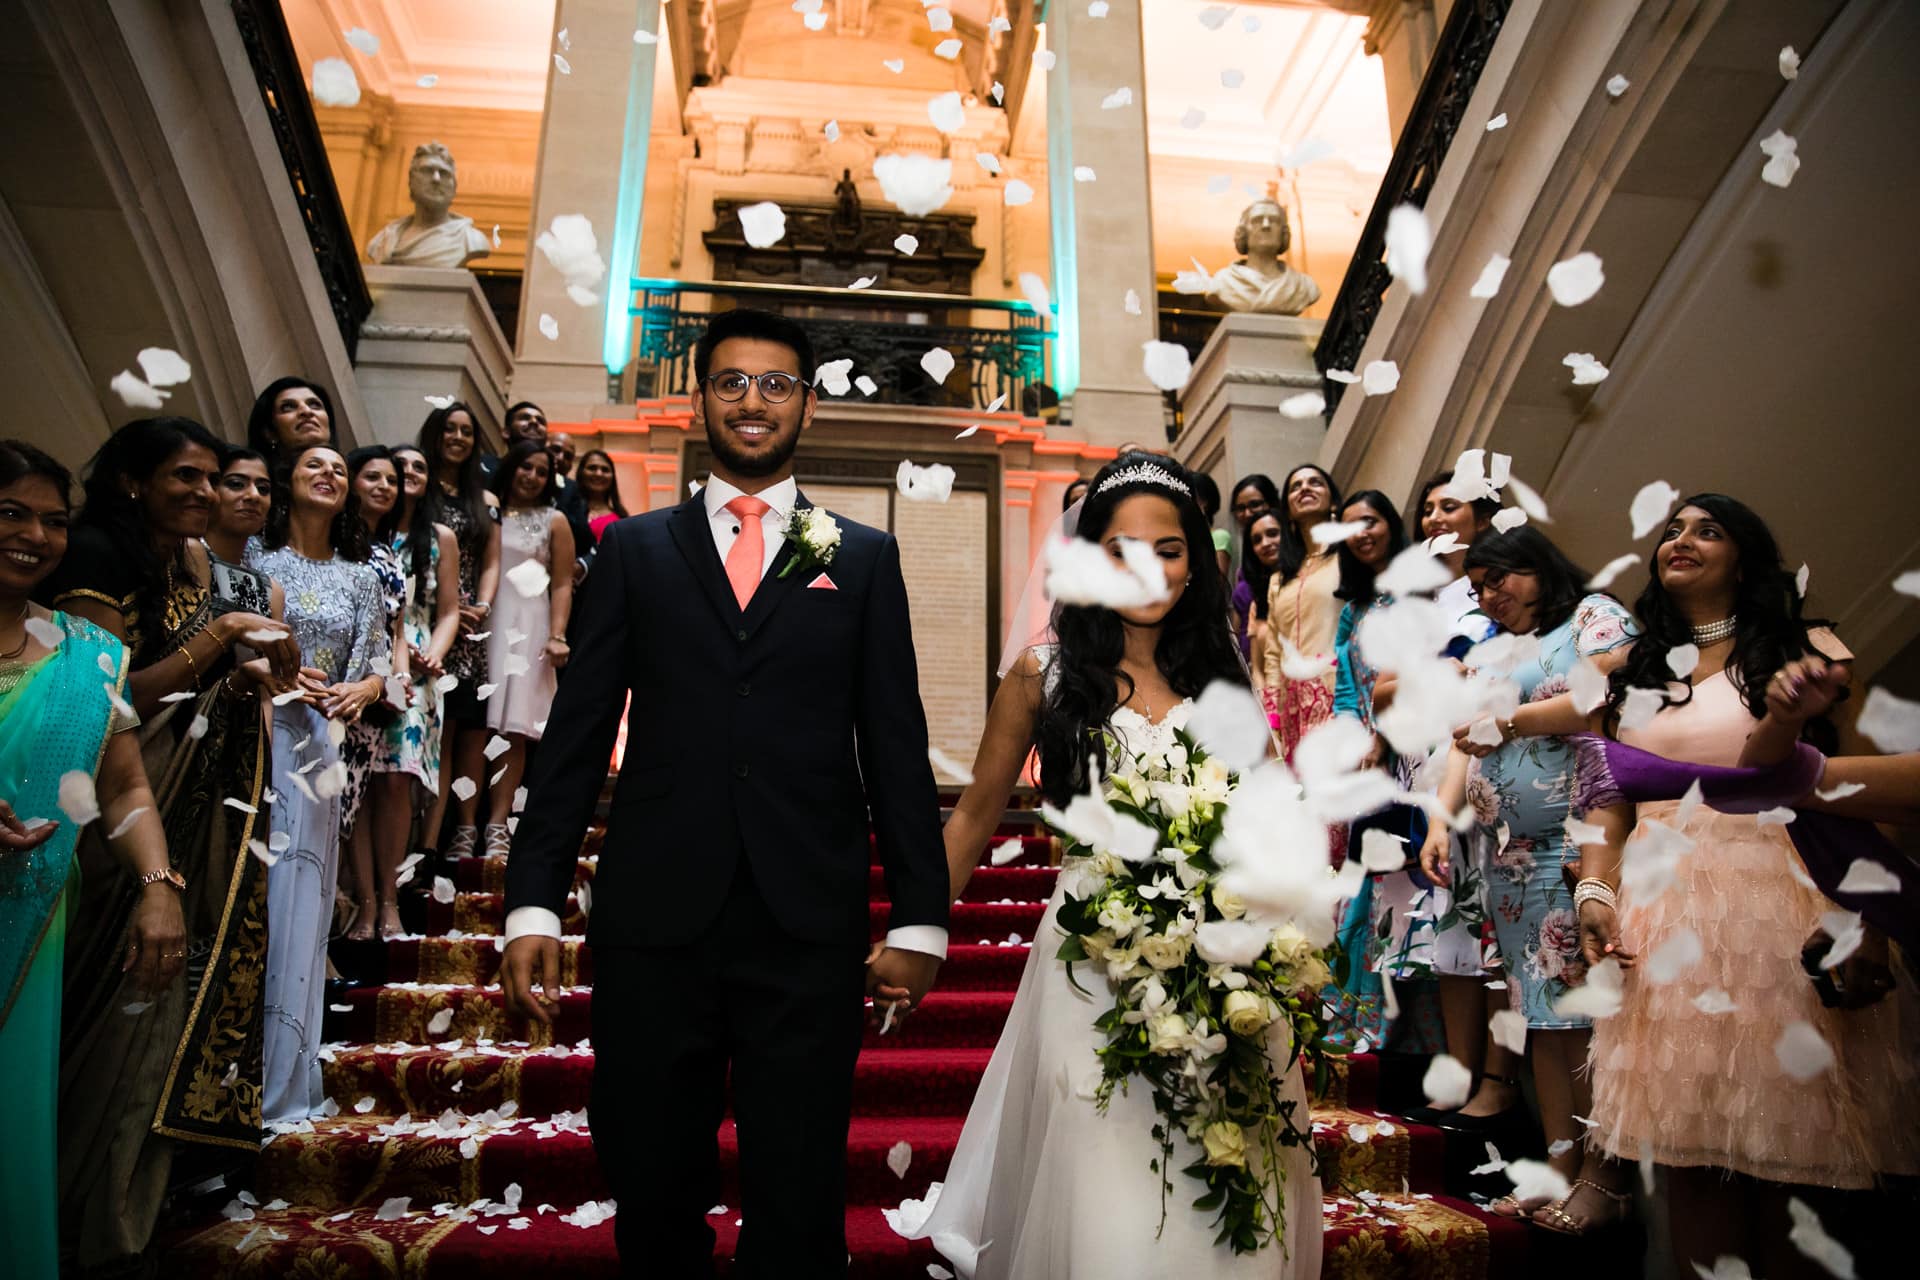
514, 0, 661, 424
1366, 0, 1440, 142
356, 266, 513, 447
1045, 0, 1164, 449
1172, 314, 1325, 492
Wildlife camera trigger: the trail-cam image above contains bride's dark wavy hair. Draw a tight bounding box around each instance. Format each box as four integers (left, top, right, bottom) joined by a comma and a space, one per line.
1603, 492, 1842, 749
1035, 452, 1247, 806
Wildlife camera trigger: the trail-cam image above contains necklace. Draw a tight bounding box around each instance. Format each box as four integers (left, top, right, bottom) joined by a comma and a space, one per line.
1691, 616, 1737, 645
0, 601, 29, 660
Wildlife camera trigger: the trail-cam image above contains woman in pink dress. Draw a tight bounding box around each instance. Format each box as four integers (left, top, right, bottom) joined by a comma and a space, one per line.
576, 448, 627, 544
1573, 494, 1917, 1270
1258, 464, 1343, 763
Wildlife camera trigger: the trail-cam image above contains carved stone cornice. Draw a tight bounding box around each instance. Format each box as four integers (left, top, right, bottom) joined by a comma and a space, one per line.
358, 321, 472, 343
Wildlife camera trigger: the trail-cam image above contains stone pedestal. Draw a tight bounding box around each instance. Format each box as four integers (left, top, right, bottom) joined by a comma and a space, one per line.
355, 265, 512, 446
1173, 313, 1325, 489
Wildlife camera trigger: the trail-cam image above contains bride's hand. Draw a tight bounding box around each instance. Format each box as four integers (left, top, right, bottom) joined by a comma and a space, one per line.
1578, 899, 1634, 970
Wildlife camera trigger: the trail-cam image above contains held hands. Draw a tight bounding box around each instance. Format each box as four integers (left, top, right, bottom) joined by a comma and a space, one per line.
865, 943, 941, 1030
501, 935, 564, 1026
543, 637, 570, 670
318, 676, 385, 722
1577, 898, 1635, 970
1765, 657, 1850, 724
408, 642, 445, 680
1417, 822, 1452, 883
124, 882, 188, 996
457, 602, 490, 637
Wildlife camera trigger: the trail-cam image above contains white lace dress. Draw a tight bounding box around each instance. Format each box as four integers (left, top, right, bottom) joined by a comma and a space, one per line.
902, 686, 1321, 1279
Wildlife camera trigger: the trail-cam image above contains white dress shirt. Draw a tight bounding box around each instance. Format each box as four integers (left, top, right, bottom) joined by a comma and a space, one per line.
504, 473, 947, 960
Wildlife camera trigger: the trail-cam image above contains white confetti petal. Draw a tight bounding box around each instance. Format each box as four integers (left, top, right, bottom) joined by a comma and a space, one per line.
990, 81, 1005, 105
926, 746, 973, 784
375, 1196, 411, 1222
1692, 988, 1737, 1015
1101, 86, 1133, 110
1325, 368, 1360, 385
137, 348, 192, 388
886, 1140, 913, 1179
1629, 480, 1682, 539
1774, 1020, 1835, 1081
1221, 69, 1244, 89
1490, 508, 1528, 533
804, 10, 829, 31
1507, 1159, 1571, 1203
1469, 254, 1511, 299
1278, 391, 1325, 419
1123, 288, 1142, 316
634, 29, 658, 45
553, 53, 571, 75
988, 838, 1024, 867
59, 770, 100, 825
855, 375, 878, 396
1489, 1010, 1527, 1054
1563, 352, 1609, 384
311, 57, 361, 107
823, 119, 840, 142
815, 358, 854, 396
432, 875, 456, 904
506, 558, 551, 599
894, 234, 920, 256
1361, 360, 1400, 396
920, 348, 956, 385
343, 26, 380, 56
1421, 1054, 1472, 1107
417, 74, 439, 88
1835, 858, 1900, 894
927, 91, 966, 135
897, 460, 957, 503
873, 154, 953, 216
451, 776, 477, 802
1044, 535, 1168, 609
1017, 272, 1050, 310
538, 314, 559, 341
1786, 1195, 1857, 1278
1759, 129, 1800, 188
1141, 341, 1192, 392
884, 58, 906, 74
847, 276, 877, 291
1187, 680, 1272, 773
110, 371, 165, 409
1073, 165, 1096, 183
426, 1008, 455, 1037
1796, 562, 1811, 598
1605, 74, 1630, 98
1181, 107, 1206, 130
1646, 928, 1702, 984
1546, 252, 1605, 306
934, 38, 961, 59
1198, 5, 1231, 29
1857, 687, 1920, 752
737, 202, 787, 249
1003, 179, 1034, 207
1815, 780, 1865, 802
1485, 112, 1508, 131
1383, 204, 1431, 295
1554, 957, 1625, 1018
1588, 553, 1641, 590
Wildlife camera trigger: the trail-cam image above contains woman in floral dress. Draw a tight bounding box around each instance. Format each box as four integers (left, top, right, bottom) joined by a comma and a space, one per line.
1417, 526, 1636, 1218
340, 447, 407, 939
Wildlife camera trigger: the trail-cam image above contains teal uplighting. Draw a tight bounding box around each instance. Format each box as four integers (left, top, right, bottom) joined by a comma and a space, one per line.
1042, 14, 1080, 397
602, 1, 663, 376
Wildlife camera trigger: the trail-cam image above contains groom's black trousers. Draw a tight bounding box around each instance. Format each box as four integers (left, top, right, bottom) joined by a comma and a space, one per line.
590, 859, 868, 1277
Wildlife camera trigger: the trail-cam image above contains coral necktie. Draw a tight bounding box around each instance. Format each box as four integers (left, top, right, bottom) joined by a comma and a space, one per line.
724, 494, 772, 609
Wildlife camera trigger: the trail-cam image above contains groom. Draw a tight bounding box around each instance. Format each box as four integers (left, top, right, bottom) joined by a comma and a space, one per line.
501, 308, 949, 1276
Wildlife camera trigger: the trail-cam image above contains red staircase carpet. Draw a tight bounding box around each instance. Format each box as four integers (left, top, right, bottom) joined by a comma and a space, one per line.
157, 827, 1524, 1276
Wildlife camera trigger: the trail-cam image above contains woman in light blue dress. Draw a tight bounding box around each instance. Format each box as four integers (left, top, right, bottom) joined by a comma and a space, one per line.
249, 444, 389, 1122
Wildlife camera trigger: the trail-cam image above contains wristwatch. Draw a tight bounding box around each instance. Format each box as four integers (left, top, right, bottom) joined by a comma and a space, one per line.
139, 867, 187, 892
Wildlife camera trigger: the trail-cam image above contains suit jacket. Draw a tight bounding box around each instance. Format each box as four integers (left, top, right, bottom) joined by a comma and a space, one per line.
505, 491, 949, 950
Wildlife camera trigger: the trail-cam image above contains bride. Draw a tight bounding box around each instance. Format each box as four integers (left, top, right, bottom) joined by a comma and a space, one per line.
891, 453, 1323, 1278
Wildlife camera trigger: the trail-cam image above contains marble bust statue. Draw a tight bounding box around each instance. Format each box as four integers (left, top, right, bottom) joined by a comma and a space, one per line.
1208, 195, 1321, 315
366, 142, 492, 270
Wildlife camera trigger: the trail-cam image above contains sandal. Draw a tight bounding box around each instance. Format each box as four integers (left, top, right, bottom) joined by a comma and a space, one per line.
1489, 1193, 1550, 1219
483, 823, 512, 857
378, 898, 405, 941
1533, 1178, 1631, 1236
448, 826, 477, 859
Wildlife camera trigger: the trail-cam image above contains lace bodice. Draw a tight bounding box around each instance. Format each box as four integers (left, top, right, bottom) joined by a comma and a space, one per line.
1029, 644, 1195, 776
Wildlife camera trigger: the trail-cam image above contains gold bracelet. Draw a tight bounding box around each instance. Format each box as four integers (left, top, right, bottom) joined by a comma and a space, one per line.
179, 640, 204, 688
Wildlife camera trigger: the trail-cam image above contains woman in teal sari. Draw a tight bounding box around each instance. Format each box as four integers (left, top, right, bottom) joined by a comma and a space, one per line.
0, 439, 185, 1279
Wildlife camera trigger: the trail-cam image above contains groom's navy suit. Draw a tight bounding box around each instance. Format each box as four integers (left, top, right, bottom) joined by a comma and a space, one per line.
506, 490, 948, 1275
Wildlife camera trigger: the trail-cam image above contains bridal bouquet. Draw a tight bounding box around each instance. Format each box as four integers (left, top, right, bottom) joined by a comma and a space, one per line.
1049, 727, 1334, 1255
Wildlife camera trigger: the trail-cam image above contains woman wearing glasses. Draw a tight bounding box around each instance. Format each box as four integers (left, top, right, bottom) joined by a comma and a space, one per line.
1416, 526, 1638, 1226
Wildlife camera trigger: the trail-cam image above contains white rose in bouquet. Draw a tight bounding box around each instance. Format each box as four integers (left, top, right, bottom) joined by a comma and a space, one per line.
1269, 923, 1315, 968
1146, 1011, 1189, 1055
1202, 1120, 1248, 1168
1082, 929, 1117, 961
1211, 884, 1248, 920
1192, 756, 1231, 805
1139, 931, 1193, 971
1103, 945, 1144, 982
1222, 990, 1276, 1036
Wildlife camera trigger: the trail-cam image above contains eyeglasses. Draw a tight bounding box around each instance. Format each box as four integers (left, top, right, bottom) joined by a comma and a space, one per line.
1465, 567, 1530, 601
705, 371, 809, 404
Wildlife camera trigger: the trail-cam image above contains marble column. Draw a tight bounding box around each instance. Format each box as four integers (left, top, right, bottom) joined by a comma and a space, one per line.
513, 0, 660, 424
1366, 0, 1440, 143
1045, 0, 1165, 449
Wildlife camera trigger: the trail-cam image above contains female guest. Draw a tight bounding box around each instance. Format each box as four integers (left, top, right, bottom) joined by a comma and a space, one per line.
1061, 476, 1090, 511
575, 447, 628, 544
420, 402, 500, 858
1416, 526, 1637, 1225
1326, 491, 1416, 1050
362, 445, 460, 940
249, 444, 390, 1121
1241, 512, 1285, 695
482, 441, 574, 852
1409, 470, 1509, 1117
340, 447, 409, 939
0, 440, 183, 1280
205, 446, 271, 564
1576, 496, 1917, 1261
1191, 472, 1232, 580
245, 376, 337, 466
1260, 464, 1344, 764
1228, 473, 1279, 656
38, 418, 296, 1269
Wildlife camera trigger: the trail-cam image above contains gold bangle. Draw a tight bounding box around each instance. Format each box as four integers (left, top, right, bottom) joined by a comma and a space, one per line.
179, 641, 203, 688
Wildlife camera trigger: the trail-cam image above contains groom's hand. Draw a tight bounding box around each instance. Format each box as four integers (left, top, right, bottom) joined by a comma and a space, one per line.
866, 946, 941, 1026
502, 935, 563, 1026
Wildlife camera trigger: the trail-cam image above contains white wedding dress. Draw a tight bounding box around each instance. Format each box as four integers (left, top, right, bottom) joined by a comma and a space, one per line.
902, 687, 1322, 1279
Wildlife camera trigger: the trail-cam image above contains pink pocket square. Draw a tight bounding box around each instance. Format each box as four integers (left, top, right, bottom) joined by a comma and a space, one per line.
807, 573, 838, 591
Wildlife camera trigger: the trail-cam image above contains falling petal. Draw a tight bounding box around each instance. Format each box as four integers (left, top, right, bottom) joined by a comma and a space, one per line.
538, 314, 559, 341
1073, 165, 1096, 182
1692, 988, 1737, 1015
1588, 552, 1640, 590
1857, 687, 1920, 752
1469, 253, 1510, 299
1101, 86, 1133, 110
1489, 1010, 1527, 1054
343, 26, 380, 55
848, 276, 877, 290
897, 460, 957, 503
1276, 136, 1337, 168
432, 876, 456, 904
1774, 1021, 1835, 1081
506, 558, 551, 599
823, 119, 840, 142
1646, 928, 1702, 983
1034, 50, 1055, 72
1181, 107, 1206, 129
926, 746, 973, 783
634, 29, 658, 45
975, 152, 1003, 176
1198, 5, 1231, 29
1605, 73, 1630, 98
920, 348, 956, 385
1311, 519, 1367, 548
137, 348, 191, 387
1017, 272, 1050, 309
1123, 288, 1142, 315
1325, 368, 1360, 385
1188, 680, 1271, 772
990, 81, 1004, 105
988, 838, 1023, 867
855, 375, 878, 396
927, 6, 953, 32
417, 74, 439, 88
1089, 1, 1110, 15
1045, 535, 1168, 609
884, 58, 906, 74
108, 806, 148, 839
1564, 352, 1609, 384
894, 233, 920, 256
59, 770, 100, 825
1835, 859, 1900, 894
928, 91, 966, 134
1546, 251, 1605, 305
1779, 45, 1801, 80
553, 53, 571, 75
1759, 129, 1800, 188
1507, 1159, 1571, 1203
1141, 341, 1192, 392
1629, 480, 1681, 539
804, 10, 829, 31
1361, 360, 1400, 396
311, 57, 361, 107
1486, 112, 1509, 131
1221, 69, 1244, 89
1003, 179, 1034, 206
1554, 957, 1624, 1018
111, 371, 166, 409
1786, 1196, 1857, 1278
737, 202, 787, 248
1422, 1054, 1472, 1106
873, 154, 954, 216
934, 38, 961, 59
1383, 204, 1431, 295
1278, 391, 1325, 419
815, 358, 854, 396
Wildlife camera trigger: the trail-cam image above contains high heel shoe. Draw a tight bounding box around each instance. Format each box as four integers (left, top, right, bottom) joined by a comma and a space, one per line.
1425, 1071, 1524, 1132
377, 898, 404, 941
448, 825, 477, 859
483, 823, 511, 857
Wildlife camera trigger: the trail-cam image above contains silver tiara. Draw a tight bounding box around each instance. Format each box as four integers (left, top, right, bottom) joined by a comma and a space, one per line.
1095, 462, 1191, 497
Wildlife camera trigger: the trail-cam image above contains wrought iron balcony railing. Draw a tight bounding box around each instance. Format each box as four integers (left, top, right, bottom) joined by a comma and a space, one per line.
1316, 0, 1512, 412
629, 278, 1053, 413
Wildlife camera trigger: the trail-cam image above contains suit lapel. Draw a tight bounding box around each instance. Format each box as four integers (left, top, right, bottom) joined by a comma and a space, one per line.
740, 492, 811, 640
666, 494, 741, 628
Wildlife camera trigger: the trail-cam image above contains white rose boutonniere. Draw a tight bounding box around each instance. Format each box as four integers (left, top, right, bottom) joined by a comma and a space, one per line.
778, 505, 842, 579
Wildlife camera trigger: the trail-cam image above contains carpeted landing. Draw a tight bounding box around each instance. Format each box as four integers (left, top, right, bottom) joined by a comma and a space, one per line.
158, 830, 1527, 1277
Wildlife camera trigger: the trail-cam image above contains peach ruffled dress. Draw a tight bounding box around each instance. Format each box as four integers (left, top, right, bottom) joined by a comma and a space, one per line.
1588, 662, 1920, 1188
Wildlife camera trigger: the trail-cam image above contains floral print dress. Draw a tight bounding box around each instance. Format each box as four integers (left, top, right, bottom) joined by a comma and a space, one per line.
339, 539, 404, 835
1467, 594, 1636, 1026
